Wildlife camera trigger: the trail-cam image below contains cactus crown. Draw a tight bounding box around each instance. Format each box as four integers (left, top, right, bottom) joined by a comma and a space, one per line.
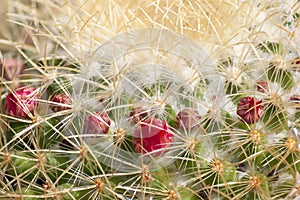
0, 0, 300, 199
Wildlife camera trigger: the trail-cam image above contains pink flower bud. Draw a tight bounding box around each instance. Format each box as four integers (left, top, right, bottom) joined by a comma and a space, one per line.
256, 81, 268, 93
176, 109, 201, 130
5, 85, 38, 118
133, 118, 174, 156
237, 96, 264, 124
129, 107, 148, 123
51, 94, 72, 112
0, 58, 24, 81
85, 112, 111, 134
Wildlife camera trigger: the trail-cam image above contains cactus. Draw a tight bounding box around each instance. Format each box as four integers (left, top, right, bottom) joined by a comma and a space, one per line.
0, 0, 300, 199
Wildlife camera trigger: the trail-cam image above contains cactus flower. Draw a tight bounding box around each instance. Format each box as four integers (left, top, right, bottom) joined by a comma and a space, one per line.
176, 109, 201, 130
84, 112, 111, 134
51, 93, 72, 112
237, 96, 264, 124
5, 85, 38, 118
0, 58, 24, 81
133, 118, 174, 156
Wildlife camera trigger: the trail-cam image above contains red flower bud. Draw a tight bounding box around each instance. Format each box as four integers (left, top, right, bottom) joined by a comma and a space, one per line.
176, 109, 201, 130
5, 85, 38, 118
85, 112, 111, 134
133, 118, 174, 156
237, 96, 264, 124
51, 94, 72, 112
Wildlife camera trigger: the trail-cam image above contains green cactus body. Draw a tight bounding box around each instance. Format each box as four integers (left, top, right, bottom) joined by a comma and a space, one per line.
259, 42, 284, 55
176, 187, 198, 200
224, 81, 244, 104
175, 140, 206, 175
269, 138, 300, 175
6, 118, 63, 150
267, 63, 295, 90
200, 160, 237, 187
7, 152, 37, 181
1, 1, 300, 199
165, 104, 178, 129
58, 183, 87, 200
47, 76, 72, 96
16, 187, 43, 200
273, 179, 294, 199
263, 103, 288, 132
235, 130, 267, 164
113, 131, 135, 153
229, 174, 270, 200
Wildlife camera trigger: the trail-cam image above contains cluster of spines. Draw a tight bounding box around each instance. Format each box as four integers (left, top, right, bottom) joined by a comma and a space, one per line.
0, 0, 300, 200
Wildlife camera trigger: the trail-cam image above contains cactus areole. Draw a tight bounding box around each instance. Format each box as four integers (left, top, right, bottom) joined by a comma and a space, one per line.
5, 85, 38, 118
133, 118, 174, 156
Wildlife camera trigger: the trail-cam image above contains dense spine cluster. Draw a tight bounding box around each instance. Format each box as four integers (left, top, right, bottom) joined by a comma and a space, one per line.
0, 0, 300, 199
